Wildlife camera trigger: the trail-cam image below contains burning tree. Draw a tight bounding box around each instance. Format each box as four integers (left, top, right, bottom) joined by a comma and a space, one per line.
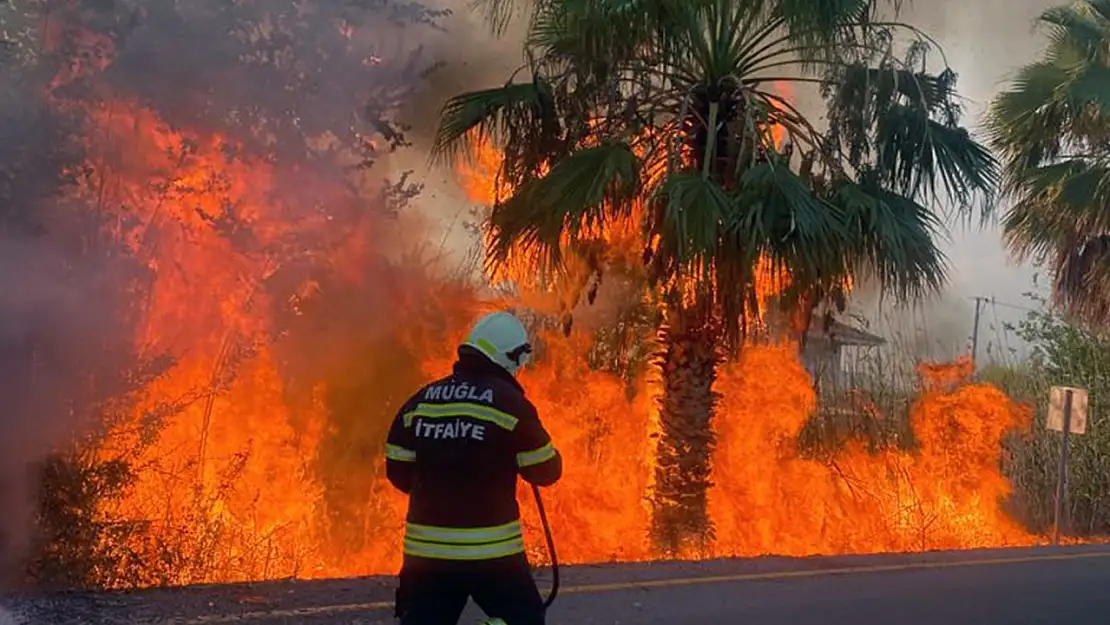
433, 0, 998, 555
0, 0, 449, 588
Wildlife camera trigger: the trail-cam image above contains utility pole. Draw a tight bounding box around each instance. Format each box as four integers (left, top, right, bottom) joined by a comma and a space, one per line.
970, 296, 987, 362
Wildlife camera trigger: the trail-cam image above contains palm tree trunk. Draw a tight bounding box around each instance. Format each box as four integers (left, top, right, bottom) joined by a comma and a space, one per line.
650, 303, 720, 557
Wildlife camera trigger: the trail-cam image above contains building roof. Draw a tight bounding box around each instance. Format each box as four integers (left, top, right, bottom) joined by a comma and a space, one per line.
806, 320, 886, 347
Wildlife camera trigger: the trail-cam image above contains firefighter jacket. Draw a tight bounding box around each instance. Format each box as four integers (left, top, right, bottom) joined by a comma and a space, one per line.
385, 345, 563, 561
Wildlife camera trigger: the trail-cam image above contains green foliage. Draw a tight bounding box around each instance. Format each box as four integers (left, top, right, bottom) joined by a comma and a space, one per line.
584, 296, 658, 396
485, 141, 641, 269
986, 296, 1110, 535
26, 452, 138, 589
797, 390, 914, 459
28, 444, 262, 589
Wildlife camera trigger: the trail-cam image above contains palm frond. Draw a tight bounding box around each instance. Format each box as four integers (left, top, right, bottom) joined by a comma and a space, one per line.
985, 62, 1071, 178
876, 112, 997, 212
828, 179, 947, 299
728, 159, 846, 280
772, 0, 872, 50
1022, 161, 1110, 225
486, 141, 641, 270
430, 79, 558, 165
650, 172, 734, 277
1088, 0, 1110, 22
527, 0, 656, 67
1040, 3, 1109, 60
829, 63, 998, 215
467, 0, 525, 36
714, 159, 848, 345
987, 1, 1110, 329
1001, 160, 1110, 260
1065, 64, 1110, 113
1054, 234, 1110, 326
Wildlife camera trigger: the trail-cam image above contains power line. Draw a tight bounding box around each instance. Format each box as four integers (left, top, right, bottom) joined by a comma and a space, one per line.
983, 298, 1042, 314
967, 296, 1043, 314
968, 296, 1045, 361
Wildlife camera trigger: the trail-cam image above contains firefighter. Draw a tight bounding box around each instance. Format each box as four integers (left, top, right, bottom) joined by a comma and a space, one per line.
385, 310, 563, 625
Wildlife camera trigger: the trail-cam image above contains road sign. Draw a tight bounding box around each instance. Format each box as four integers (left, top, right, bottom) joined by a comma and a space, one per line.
1047, 386, 1088, 434
1048, 386, 1090, 546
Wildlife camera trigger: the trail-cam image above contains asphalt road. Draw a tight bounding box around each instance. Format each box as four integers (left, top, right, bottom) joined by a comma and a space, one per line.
546, 552, 1110, 624
6, 546, 1110, 624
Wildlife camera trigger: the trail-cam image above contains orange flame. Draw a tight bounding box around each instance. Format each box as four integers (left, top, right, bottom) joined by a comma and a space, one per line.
83, 108, 1035, 579
711, 346, 1030, 555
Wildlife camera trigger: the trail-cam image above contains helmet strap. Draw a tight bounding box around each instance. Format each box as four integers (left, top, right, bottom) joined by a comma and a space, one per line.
506, 343, 533, 366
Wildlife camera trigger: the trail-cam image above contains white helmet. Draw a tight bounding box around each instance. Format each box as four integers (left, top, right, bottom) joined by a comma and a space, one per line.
464, 311, 533, 375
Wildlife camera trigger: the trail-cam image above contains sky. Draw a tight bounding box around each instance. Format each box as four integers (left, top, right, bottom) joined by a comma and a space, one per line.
390, 0, 1065, 368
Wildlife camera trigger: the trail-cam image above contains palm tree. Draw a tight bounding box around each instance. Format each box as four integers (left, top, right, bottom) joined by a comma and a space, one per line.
434, 0, 996, 556
986, 0, 1110, 327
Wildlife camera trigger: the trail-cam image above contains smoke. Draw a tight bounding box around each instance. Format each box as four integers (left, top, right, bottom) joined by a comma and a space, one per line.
382, 1, 535, 269
0, 0, 491, 586
848, 282, 976, 368
0, 235, 140, 580
0, 40, 145, 579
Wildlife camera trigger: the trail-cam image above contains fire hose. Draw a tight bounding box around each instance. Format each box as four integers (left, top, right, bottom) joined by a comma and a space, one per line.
531, 483, 560, 609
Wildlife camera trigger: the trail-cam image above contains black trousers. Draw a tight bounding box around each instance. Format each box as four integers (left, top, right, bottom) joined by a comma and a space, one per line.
395, 553, 545, 625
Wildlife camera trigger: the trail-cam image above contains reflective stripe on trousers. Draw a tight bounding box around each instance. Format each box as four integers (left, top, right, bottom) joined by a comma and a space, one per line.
404, 520, 525, 560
